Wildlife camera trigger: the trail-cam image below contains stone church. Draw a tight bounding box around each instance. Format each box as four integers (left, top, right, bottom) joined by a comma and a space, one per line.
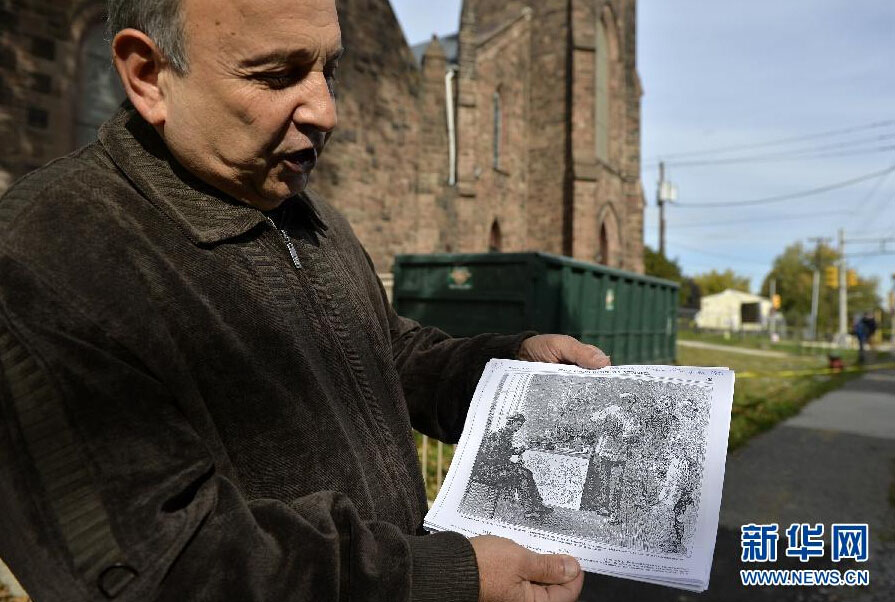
0, 0, 645, 285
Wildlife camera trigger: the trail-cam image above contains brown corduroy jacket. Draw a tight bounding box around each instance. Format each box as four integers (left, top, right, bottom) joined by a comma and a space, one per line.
0, 104, 531, 601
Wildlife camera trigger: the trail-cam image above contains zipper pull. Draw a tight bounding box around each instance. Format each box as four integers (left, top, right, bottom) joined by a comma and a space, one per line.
266, 217, 303, 269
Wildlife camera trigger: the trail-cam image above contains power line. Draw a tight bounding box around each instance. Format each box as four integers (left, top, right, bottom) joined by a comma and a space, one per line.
657, 139, 895, 168
646, 119, 895, 162
850, 169, 894, 229
667, 241, 771, 266
669, 209, 851, 230
673, 163, 895, 209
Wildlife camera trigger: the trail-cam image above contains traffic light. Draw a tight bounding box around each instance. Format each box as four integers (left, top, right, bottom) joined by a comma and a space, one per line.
772, 294, 782, 310
847, 269, 858, 288
824, 266, 839, 288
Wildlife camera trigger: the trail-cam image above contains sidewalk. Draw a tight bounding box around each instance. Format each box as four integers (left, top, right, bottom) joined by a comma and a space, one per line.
580, 368, 895, 601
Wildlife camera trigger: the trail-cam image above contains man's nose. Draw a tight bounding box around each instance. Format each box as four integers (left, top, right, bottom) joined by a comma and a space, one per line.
294, 71, 338, 133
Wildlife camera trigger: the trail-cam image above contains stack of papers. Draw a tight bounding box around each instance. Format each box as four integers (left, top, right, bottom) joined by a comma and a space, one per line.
424, 359, 735, 592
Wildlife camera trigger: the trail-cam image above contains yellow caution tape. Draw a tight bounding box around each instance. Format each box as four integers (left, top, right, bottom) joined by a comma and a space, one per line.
737, 362, 895, 379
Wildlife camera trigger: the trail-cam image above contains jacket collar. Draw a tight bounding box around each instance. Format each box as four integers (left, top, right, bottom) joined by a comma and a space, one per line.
98, 102, 327, 245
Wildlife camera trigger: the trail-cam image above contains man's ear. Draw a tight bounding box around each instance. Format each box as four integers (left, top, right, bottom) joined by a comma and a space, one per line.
111, 28, 170, 126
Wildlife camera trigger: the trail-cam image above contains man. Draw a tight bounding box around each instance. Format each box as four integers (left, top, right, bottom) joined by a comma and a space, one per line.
854, 311, 877, 363
658, 410, 700, 554
473, 414, 552, 519
0, 0, 610, 600
580, 394, 639, 522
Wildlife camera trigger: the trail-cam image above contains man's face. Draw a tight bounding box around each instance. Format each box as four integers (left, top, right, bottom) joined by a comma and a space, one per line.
159, 0, 341, 210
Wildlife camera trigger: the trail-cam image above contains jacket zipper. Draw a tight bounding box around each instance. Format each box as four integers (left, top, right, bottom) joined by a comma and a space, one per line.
266, 216, 302, 269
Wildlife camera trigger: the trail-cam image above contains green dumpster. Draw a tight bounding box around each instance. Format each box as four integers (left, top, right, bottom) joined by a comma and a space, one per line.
393, 252, 679, 365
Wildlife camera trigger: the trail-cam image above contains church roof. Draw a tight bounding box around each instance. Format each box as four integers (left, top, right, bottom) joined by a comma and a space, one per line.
411, 34, 459, 66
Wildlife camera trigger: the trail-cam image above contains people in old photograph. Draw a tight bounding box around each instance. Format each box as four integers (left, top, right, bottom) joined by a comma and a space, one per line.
460, 376, 709, 556
471, 414, 554, 519
580, 393, 641, 523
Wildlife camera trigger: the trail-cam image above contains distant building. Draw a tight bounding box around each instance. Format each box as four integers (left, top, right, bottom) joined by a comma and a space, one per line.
695, 289, 777, 332
0, 0, 646, 281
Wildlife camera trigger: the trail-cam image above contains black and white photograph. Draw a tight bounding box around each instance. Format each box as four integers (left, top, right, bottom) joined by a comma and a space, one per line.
459, 373, 711, 557
426, 360, 735, 591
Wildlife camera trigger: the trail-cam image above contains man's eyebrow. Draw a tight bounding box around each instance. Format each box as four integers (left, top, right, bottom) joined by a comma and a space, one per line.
239, 46, 345, 69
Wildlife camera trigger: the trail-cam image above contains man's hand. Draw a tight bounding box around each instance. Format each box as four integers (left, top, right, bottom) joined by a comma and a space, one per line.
518, 335, 610, 370
470, 535, 584, 602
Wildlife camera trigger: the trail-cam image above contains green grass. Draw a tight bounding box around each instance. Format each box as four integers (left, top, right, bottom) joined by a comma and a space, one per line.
678, 329, 830, 356
676, 345, 867, 450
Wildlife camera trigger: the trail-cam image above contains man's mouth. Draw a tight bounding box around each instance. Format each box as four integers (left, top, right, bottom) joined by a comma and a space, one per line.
282, 148, 318, 173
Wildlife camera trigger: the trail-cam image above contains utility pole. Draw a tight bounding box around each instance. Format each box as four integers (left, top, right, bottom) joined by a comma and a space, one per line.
769, 278, 777, 337
657, 162, 666, 257
656, 162, 677, 257
810, 270, 820, 340
837, 228, 848, 346
833, 234, 895, 349
891, 273, 895, 349
806, 237, 831, 341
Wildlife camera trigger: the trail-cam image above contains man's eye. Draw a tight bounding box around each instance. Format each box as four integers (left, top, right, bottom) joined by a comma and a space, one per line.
256, 71, 301, 90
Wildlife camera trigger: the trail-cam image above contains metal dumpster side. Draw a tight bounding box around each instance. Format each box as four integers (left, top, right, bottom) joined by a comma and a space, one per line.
393, 252, 678, 364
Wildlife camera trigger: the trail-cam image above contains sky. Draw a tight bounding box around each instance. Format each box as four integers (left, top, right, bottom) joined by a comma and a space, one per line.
389, 1, 895, 300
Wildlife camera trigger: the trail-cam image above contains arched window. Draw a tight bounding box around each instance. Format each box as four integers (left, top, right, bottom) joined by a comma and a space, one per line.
75, 22, 126, 147
594, 20, 610, 162
596, 204, 621, 267
492, 90, 502, 169
598, 224, 609, 265
489, 219, 502, 252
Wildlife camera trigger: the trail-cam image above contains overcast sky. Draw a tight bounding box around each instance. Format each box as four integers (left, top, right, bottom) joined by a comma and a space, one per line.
389, 1, 895, 300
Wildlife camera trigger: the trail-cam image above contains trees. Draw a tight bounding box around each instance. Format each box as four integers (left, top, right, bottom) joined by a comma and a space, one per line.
760, 242, 881, 337
643, 246, 701, 309
692, 269, 751, 297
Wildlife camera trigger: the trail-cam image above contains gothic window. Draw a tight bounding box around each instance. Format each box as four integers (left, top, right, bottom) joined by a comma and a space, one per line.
597, 205, 622, 267
492, 90, 502, 169
595, 20, 610, 162
489, 219, 502, 252
75, 22, 126, 147
598, 223, 609, 265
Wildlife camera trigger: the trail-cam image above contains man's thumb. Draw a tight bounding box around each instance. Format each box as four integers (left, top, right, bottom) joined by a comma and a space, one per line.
523, 552, 580, 584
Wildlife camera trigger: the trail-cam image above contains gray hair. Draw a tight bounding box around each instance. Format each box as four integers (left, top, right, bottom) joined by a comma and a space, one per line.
106, 0, 188, 74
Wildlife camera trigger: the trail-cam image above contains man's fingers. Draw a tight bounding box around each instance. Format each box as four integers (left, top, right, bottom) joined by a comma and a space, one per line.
518, 334, 610, 368
566, 341, 610, 369
523, 552, 581, 585
536, 571, 586, 602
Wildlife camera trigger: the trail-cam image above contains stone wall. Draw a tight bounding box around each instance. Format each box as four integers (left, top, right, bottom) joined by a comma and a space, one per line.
313, 0, 425, 273
0, 0, 645, 276
0, 0, 110, 191
462, 0, 644, 272
464, 9, 532, 253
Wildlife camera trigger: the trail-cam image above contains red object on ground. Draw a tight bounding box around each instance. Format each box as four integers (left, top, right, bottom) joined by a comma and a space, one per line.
828, 356, 844, 372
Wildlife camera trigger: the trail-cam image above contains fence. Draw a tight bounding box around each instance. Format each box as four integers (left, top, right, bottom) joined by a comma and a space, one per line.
417, 434, 454, 502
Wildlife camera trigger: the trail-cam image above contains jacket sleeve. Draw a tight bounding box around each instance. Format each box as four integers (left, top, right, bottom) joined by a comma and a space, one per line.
0, 254, 479, 602
376, 274, 534, 443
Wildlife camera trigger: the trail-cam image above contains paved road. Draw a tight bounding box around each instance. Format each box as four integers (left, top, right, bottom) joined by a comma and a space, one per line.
580, 368, 895, 601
